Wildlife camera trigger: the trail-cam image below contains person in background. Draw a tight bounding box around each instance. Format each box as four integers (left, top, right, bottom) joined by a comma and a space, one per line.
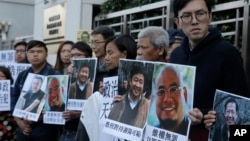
136, 26, 169, 62
13, 40, 61, 141
171, 0, 249, 140
54, 41, 74, 74
76, 34, 137, 141
166, 29, 184, 62
14, 41, 29, 63
60, 41, 93, 141
90, 25, 115, 92
0, 66, 17, 141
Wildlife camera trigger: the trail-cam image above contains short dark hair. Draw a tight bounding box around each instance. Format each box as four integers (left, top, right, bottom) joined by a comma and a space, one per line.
224, 98, 238, 112
33, 75, 44, 83
173, 0, 214, 18
14, 41, 27, 49
27, 40, 48, 52
130, 65, 146, 81
72, 42, 92, 57
91, 25, 115, 40
79, 63, 90, 77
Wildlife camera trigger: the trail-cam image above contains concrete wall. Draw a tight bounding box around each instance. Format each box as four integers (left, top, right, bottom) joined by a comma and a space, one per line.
0, 1, 34, 49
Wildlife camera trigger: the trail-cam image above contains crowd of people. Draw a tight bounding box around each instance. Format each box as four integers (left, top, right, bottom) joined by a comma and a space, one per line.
0, 0, 249, 141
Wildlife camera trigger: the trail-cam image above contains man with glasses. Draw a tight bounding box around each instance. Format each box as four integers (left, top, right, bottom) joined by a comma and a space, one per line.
14, 41, 29, 63
212, 98, 240, 141
90, 25, 115, 92
171, 0, 249, 141
48, 77, 65, 111
155, 65, 189, 136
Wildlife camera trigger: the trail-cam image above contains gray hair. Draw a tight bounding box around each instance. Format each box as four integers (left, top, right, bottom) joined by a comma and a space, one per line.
138, 26, 169, 53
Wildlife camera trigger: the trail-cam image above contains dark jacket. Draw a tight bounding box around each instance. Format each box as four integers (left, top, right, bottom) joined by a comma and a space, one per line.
170, 28, 249, 140
13, 63, 61, 138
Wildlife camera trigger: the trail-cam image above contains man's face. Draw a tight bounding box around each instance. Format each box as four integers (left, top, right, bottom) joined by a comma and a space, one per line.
15, 45, 26, 63
71, 48, 87, 59
78, 66, 90, 84
91, 34, 106, 58
48, 78, 62, 107
136, 37, 163, 61
32, 78, 42, 93
129, 73, 144, 100
174, 0, 211, 46
27, 47, 47, 66
225, 102, 238, 125
156, 69, 185, 126
60, 44, 72, 64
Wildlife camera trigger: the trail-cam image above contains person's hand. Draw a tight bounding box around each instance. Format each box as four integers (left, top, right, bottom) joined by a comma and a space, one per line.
21, 117, 32, 135
204, 110, 216, 130
62, 110, 81, 121
113, 95, 122, 103
188, 108, 203, 125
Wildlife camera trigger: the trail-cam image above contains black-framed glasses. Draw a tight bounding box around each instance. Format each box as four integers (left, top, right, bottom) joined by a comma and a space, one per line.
157, 86, 182, 97
90, 40, 106, 46
71, 53, 86, 58
179, 11, 208, 24
15, 49, 26, 54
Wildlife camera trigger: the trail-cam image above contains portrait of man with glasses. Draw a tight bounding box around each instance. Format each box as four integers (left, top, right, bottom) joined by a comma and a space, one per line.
154, 65, 191, 136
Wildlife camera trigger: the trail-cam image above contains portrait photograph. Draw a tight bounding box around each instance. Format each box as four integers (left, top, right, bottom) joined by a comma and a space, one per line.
209, 89, 250, 141
145, 62, 195, 141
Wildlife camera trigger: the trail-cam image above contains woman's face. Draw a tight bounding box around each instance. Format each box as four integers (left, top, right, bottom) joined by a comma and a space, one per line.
105, 42, 126, 70
60, 44, 72, 64
0, 71, 7, 80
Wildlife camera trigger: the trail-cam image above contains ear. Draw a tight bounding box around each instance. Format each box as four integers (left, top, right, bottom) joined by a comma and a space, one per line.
209, 12, 212, 23
183, 87, 188, 103
158, 45, 165, 56
121, 50, 127, 58
174, 18, 180, 28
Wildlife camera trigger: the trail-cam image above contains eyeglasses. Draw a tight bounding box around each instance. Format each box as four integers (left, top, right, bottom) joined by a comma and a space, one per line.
49, 86, 59, 94
90, 40, 106, 46
15, 50, 26, 54
71, 53, 86, 58
157, 86, 182, 97
179, 11, 208, 24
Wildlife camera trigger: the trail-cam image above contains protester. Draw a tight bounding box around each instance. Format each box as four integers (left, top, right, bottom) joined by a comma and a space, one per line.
136, 26, 169, 62
171, 0, 249, 140
14, 41, 28, 63
60, 41, 93, 141
54, 41, 74, 74
13, 40, 61, 141
90, 25, 115, 92
0, 66, 17, 141
166, 29, 184, 62
76, 34, 137, 141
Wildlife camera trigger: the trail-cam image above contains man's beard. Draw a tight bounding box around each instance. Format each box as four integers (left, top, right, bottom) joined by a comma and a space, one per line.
159, 118, 178, 130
